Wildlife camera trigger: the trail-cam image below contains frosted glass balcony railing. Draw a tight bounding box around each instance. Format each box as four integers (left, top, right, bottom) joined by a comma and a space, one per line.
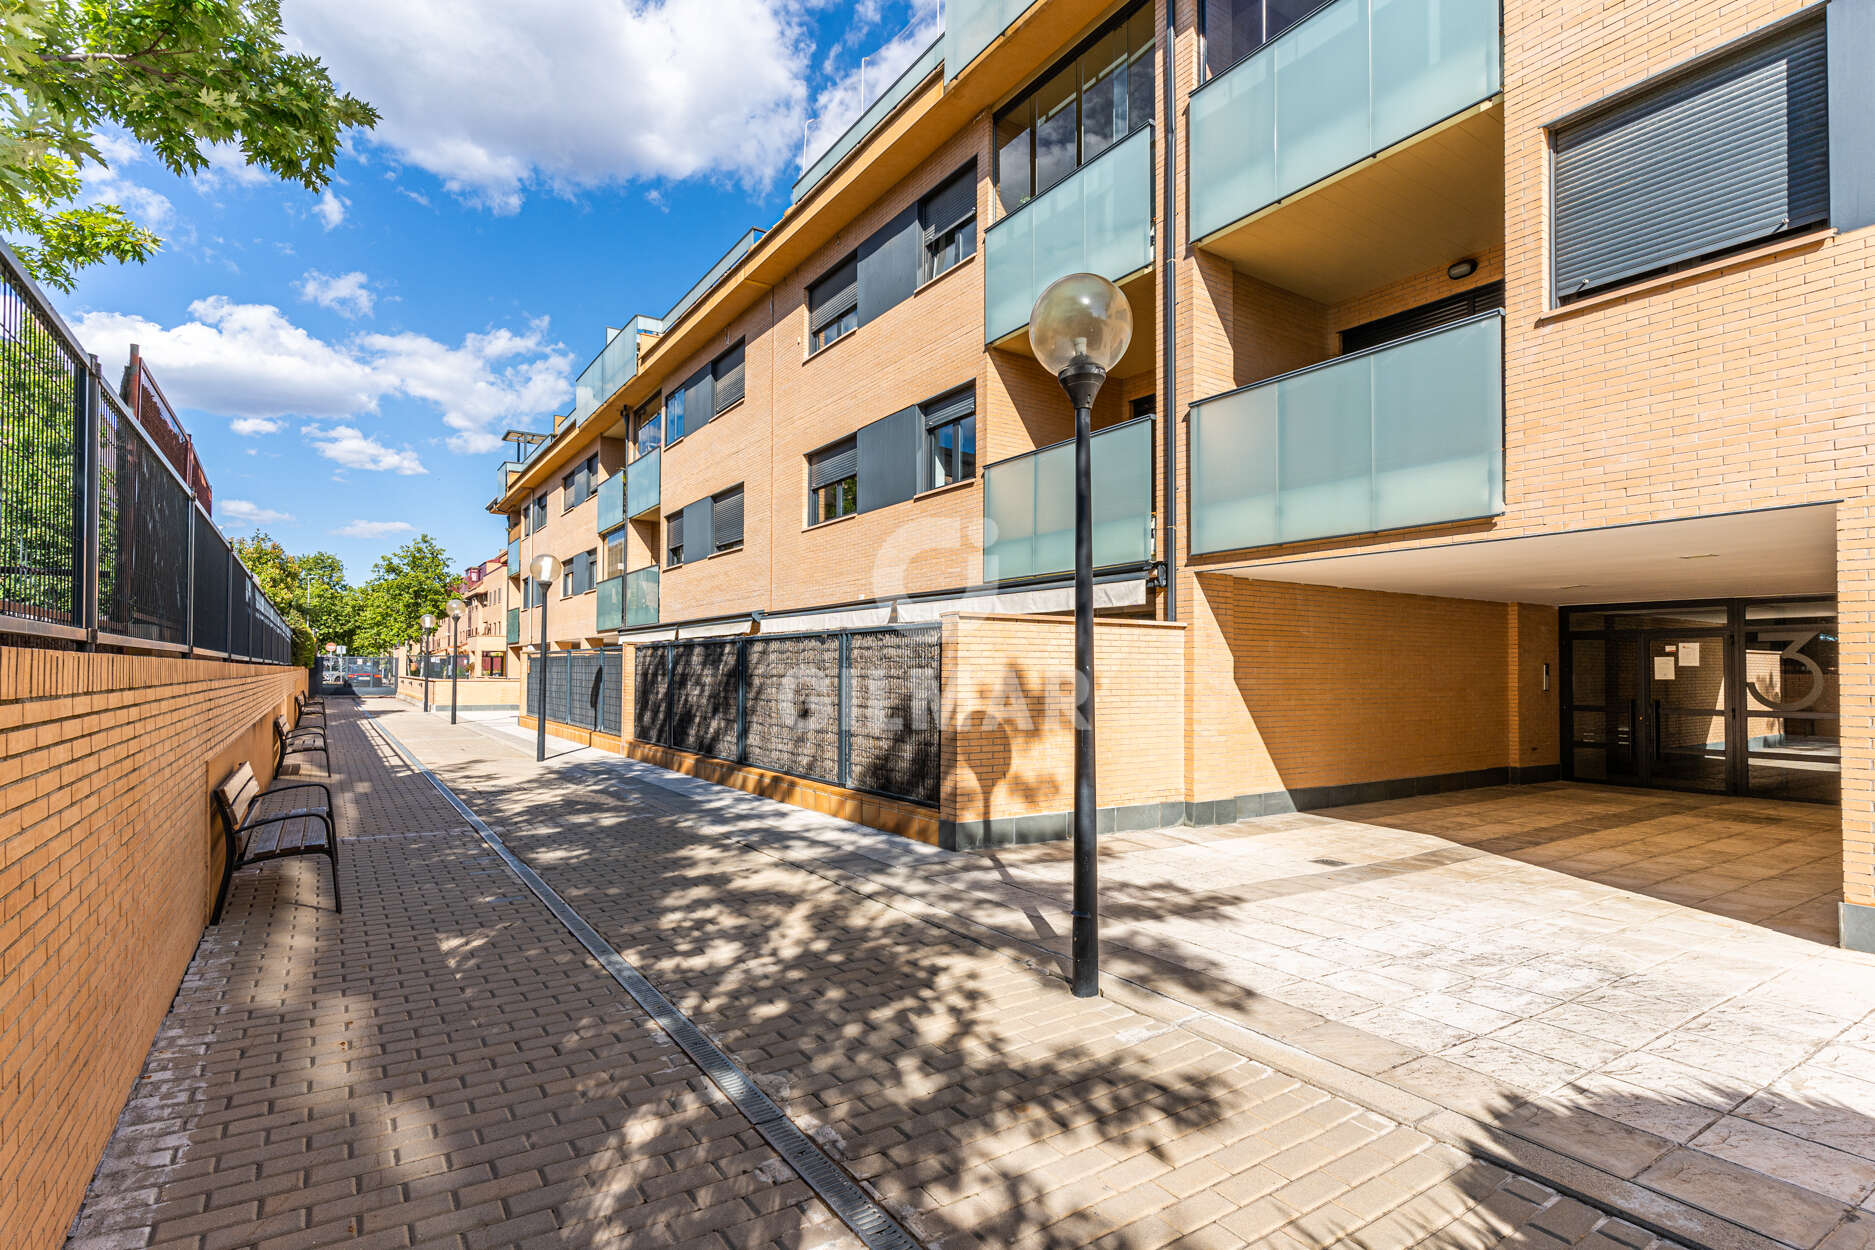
663, 230, 765, 330
984, 417, 1154, 582
1189, 312, 1503, 555
597, 472, 624, 534
507, 537, 520, 574
572, 315, 655, 424
945, 0, 1037, 81
596, 575, 623, 632
505, 607, 520, 646
794, 36, 943, 201
1188, 0, 1501, 242
984, 125, 1153, 343
626, 448, 659, 519
626, 566, 659, 627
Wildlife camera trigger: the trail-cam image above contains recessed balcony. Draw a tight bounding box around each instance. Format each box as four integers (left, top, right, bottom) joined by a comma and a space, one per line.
626, 448, 660, 520
596, 575, 623, 632
983, 416, 1154, 583
626, 566, 660, 627
597, 472, 624, 535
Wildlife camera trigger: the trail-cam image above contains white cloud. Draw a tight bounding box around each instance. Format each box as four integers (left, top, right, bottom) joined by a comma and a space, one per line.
297, 269, 375, 318
313, 188, 347, 229
284, 0, 812, 210
336, 519, 415, 538
804, 0, 939, 168
220, 499, 295, 525
72, 298, 571, 455
303, 423, 427, 475
83, 163, 175, 229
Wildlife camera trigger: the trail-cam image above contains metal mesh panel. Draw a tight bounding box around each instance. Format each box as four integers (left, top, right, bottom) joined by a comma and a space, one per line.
599, 648, 624, 735
744, 635, 840, 783
634, 646, 669, 744
566, 650, 603, 730
544, 652, 571, 721
525, 650, 544, 716
669, 641, 738, 759
847, 629, 940, 804
229, 571, 251, 658
191, 513, 228, 653
0, 262, 83, 626
96, 394, 189, 643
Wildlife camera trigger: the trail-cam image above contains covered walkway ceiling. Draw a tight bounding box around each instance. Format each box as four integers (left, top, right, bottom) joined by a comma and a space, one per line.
1218, 503, 1837, 605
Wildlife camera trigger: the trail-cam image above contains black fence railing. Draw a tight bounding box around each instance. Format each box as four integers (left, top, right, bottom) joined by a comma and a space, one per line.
632, 625, 940, 807
0, 240, 291, 662
526, 646, 624, 735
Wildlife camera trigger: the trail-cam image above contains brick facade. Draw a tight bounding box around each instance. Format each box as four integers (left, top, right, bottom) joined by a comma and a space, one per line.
0, 649, 306, 1248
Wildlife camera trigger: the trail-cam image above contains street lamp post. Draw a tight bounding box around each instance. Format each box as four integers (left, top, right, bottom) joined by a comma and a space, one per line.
420, 612, 436, 713
1027, 273, 1134, 999
529, 553, 561, 762
447, 598, 466, 725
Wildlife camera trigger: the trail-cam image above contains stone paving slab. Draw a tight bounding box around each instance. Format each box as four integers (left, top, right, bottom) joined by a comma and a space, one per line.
355, 708, 1704, 1250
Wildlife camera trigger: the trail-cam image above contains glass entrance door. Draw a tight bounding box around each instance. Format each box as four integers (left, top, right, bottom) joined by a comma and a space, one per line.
1743, 601, 1839, 801
1644, 634, 1729, 793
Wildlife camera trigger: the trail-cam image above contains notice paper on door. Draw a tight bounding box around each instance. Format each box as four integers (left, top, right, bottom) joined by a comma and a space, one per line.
1654, 656, 1677, 680
1679, 642, 1701, 667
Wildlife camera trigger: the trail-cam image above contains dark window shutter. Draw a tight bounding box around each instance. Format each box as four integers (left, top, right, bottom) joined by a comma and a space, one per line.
667, 512, 683, 562
682, 365, 715, 433
1340, 282, 1504, 354
1552, 17, 1828, 297
857, 205, 921, 325
809, 256, 859, 332
682, 497, 714, 558
713, 342, 745, 411
921, 384, 976, 429
921, 165, 977, 242
713, 487, 744, 547
808, 439, 858, 489
858, 405, 920, 513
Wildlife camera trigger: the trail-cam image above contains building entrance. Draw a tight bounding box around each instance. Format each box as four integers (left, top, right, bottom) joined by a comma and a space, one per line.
1562, 598, 1837, 802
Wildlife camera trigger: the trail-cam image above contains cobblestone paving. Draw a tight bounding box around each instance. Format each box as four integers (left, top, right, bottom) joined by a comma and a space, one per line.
285, 706, 1700, 1250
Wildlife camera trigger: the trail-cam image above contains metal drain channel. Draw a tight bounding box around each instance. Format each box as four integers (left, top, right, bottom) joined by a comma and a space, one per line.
366, 718, 923, 1250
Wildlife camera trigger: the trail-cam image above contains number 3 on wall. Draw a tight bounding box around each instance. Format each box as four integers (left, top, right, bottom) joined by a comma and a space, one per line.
1748, 630, 1825, 713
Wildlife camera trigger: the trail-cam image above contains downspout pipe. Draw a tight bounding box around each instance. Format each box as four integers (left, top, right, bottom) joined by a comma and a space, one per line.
1160, 0, 1180, 621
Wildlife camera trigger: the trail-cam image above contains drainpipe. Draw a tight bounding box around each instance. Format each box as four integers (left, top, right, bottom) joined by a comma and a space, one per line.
1159, 0, 1179, 621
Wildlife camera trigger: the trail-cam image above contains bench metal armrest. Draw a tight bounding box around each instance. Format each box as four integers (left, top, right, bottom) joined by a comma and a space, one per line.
238, 809, 335, 834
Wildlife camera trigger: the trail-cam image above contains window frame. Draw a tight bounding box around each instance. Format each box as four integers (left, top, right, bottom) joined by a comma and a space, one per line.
918, 165, 979, 286
807, 254, 861, 354
1198, 0, 1336, 82
711, 485, 745, 553
806, 436, 860, 525
632, 395, 663, 459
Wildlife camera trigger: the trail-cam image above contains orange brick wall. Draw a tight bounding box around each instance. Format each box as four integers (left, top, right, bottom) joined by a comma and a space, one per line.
941, 613, 1187, 824
0, 649, 306, 1250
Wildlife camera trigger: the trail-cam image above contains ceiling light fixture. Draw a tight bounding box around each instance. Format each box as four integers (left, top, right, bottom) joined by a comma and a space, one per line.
1447, 257, 1478, 280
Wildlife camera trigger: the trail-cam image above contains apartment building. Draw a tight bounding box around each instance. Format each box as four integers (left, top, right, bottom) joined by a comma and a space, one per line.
457, 552, 511, 677
489, 0, 1875, 950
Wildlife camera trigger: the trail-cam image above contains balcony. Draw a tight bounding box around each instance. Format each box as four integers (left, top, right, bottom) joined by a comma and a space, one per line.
983, 417, 1154, 583
571, 316, 657, 425
505, 607, 520, 646
945, 0, 1036, 81
1188, 312, 1503, 556
985, 125, 1153, 344
597, 472, 624, 535
626, 448, 659, 520
596, 575, 623, 632
1188, 0, 1501, 303
663, 230, 764, 332
626, 566, 659, 628
507, 537, 520, 574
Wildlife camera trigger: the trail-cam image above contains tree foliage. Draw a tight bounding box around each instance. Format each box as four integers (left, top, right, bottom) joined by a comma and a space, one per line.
352, 533, 454, 655
232, 529, 358, 663
0, 0, 378, 289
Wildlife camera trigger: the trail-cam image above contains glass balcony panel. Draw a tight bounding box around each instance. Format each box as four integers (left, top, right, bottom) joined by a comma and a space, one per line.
596, 575, 623, 632
1274, 1, 1370, 196
626, 448, 660, 519
1030, 443, 1075, 577
983, 452, 1038, 578
945, 0, 1035, 81
572, 324, 642, 424
1278, 356, 1374, 541
597, 472, 624, 534
983, 419, 1154, 581
1188, 313, 1502, 554
1370, 0, 1501, 152
1089, 418, 1153, 566
505, 607, 520, 646
626, 566, 660, 627
1370, 313, 1504, 530
983, 125, 1152, 342
507, 537, 521, 573
1188, 54, 1275, 244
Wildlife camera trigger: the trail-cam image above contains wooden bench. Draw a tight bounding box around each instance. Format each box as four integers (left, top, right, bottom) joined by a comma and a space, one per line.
274, 713, 331, 775
211, 762, 341, 922
296, 692, 326, 722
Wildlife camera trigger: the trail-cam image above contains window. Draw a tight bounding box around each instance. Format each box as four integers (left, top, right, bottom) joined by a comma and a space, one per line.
712, 342, 745, 413
808, 255, 859, 352
605, 531, 626, 579
808, 438, 859, 523
666, 512, 685, 567
560, 454, 597, 509
561, 549, 596, 596
665, 386, 687, 444
632, 396, 662, 458
1339, 281, 1504, 354
1201, 0, 1326, 78
919, 165, 977, 284
483, 653, 507, 678
1551, 16, 1827, 301
712, 486, 744, 552
995, 2, 1154, 212
920, 388, 977, 490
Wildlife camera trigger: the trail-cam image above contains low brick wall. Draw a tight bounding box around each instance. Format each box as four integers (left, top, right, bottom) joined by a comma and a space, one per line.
395, 673, 519, 710
0, 647, 306, 1249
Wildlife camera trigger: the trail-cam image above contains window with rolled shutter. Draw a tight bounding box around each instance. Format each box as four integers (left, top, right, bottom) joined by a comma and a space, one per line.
807, 437, 859, 523
713, 342, 745, 412
919, 165, 978, 282
666, 511, 684, 567
712, 486, 745, 550
1551, 15, 1828, 300
808, 255, 859, 350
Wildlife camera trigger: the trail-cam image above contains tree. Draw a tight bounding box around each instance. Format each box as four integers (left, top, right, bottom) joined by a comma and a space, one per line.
1, 0, 378, 290
231, 530, 360, 662
352, 534, 453, 655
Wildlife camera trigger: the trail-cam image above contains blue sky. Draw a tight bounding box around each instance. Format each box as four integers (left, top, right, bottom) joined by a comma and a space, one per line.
61, 0, 939, 584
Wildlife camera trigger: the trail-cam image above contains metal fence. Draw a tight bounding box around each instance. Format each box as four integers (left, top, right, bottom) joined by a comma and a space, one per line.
526, 647, 624, 735
0, 241, 292, 662
633, 626, 940, 806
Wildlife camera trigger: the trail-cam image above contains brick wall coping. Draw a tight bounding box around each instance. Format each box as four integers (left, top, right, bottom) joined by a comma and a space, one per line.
948, 612, 1188, 631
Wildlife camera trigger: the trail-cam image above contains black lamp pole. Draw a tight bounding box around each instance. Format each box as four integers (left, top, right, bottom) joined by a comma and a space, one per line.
536, 596, 550, 762
420, 632, 430, 712
1059, 356, 1106, 999
450, 616, 460, 724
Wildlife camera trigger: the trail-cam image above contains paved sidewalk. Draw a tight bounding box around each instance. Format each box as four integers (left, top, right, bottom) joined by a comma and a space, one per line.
69, 703, 1693, 1250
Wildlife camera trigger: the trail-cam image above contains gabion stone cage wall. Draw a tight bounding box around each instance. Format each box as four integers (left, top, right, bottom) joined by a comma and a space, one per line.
527, 647, 623, 732
634, 626, 939, 806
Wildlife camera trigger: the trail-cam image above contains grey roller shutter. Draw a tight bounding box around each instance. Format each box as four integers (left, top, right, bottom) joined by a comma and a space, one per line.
713, 341, 745, 411
857, 205, 920, 326
683, 366, 714, 431
713, 486, 744, 547
667, 511, 683, 563
682, 497, 714, 558
921, 384, 975, 429
808, 438, 858, 489
808, 256, 858, 333
921, 165, 976, 242
1552, 16, 1828, 298
858, 405, 920, 513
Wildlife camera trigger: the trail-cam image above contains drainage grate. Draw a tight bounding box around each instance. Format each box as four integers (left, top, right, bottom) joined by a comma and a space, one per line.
367, 719, 923, 1250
